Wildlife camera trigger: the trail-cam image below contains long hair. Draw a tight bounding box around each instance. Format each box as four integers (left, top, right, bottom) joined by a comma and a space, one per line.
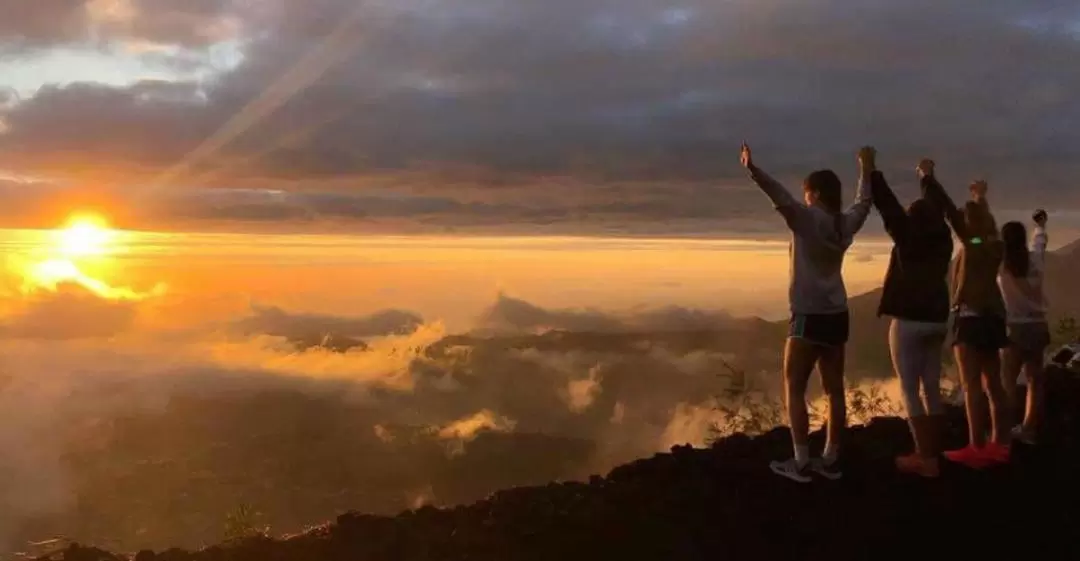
804, 169, 843, 237
1001, 221, 1030, 278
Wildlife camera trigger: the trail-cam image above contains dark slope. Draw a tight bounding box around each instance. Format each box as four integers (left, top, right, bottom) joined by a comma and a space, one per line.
48, 368, 1080, 561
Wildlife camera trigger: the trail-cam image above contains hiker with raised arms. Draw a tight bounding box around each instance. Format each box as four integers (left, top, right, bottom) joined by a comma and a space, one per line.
869, 156, 953, 478
999, 210, 1051, 446
740, 142, 873, 482
922, 169, 1012, 467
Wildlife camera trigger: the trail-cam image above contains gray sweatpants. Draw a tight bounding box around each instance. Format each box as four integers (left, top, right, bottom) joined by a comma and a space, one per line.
889, 319, 947, 417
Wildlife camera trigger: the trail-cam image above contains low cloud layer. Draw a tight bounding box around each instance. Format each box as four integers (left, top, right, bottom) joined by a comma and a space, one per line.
0, 266, 815, 553
1, 1, 1079, 232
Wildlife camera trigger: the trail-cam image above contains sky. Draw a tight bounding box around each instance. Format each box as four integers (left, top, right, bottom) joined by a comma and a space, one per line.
0, 0, 1078, 234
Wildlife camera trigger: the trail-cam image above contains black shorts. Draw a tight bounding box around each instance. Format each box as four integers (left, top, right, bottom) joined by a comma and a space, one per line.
951, 315, 1008, 351
1007, 321, 1051, 358
789, 311, 850, 347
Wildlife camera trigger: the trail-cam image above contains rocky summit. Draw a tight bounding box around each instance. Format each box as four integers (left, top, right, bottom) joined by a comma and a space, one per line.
34, 367, 1080, 561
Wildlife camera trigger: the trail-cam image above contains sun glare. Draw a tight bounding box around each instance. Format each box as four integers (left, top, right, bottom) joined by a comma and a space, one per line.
56, 214, 115, 257
10, 212, 165, 301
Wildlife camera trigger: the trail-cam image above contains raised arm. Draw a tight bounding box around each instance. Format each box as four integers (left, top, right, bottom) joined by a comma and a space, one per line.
1031, 209, 1049, 274
741, 143, 809, 232
842, 146, 875, 235
870, 170, 909, 244
920, 167, 968, 240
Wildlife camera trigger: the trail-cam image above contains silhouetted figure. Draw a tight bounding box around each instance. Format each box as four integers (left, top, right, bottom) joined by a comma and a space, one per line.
870, 158, 953, 478
999, 211, 1051, 445
740, 143, 873, 482
923, 169, 1011, 468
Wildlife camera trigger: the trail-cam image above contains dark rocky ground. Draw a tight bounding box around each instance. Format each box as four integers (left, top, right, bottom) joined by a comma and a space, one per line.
39, 367, 1080, 561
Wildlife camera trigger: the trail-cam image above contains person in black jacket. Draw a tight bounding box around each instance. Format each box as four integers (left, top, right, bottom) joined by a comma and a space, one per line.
871, 158, 953, 478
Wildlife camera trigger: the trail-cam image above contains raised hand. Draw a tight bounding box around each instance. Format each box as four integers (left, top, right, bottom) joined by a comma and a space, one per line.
916, 159, 935, 179
1033, 209, 1048, 227
858, 146, 877, 172
740, 142, 753, 168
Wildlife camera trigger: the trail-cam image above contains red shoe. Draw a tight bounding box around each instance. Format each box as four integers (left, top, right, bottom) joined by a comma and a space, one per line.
982, 442, 1011, 464
896, 453, 940, 478
944, 445, 991, 469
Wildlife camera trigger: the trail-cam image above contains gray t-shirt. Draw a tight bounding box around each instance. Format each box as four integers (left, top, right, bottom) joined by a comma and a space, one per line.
748, 166, 872, 315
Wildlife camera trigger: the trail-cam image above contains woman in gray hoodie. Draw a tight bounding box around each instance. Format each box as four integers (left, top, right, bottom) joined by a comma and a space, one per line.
740, 143, 873, 483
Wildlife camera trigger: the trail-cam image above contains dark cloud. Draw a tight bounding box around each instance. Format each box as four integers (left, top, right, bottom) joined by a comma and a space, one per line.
0, 1, 87, 51
233, 304, 425, 341
0, 284, 138, 339
474, 293, 741, 334
1, 0, 1079, 230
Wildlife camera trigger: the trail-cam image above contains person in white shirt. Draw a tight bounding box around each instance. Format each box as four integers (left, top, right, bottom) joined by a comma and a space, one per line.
998, 210, 1050, 445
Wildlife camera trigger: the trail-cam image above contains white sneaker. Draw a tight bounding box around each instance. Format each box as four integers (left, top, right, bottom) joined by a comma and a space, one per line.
1011, 425, 1037, 445
769, 458, 812, 483
809, 457, 843, 480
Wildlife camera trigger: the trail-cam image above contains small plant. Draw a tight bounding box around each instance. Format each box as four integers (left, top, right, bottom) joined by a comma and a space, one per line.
1054, 315, 1078, 346
845, 381, 903, 422
711, 357, 789, 439
709, 358, 903, 443
223, 503, 269, 541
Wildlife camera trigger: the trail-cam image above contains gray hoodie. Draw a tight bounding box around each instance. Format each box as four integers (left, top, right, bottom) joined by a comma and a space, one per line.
747, 165, 872, 315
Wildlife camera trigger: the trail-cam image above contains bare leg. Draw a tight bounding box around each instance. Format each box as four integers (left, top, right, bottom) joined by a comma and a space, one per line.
1022, 356, 1045, 433
816, 343, 847, 460
981, 351, 1010, 445
1001, 346, 1023, 418
956, 345, 987, 448
783, 337, 820, 454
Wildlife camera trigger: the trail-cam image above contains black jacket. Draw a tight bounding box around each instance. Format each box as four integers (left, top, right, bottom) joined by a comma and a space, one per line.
872, 171, 954, 322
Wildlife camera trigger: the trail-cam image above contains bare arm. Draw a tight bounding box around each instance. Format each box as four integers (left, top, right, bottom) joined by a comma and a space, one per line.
1031, 217, 1048, 274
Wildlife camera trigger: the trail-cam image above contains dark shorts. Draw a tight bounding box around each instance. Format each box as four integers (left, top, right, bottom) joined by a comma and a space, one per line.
789, 311, 850, 347
1007, 321, 1051, 356
951, 315, 1008, 351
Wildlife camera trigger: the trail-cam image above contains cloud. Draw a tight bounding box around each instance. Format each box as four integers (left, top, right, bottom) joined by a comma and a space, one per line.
436, 409, 517, 441
1, 0, 1079, 232
0, 0, 247, 52
475, 293, 741, 334
232, 304, 424, 340
564, 365, 604, 414
0, 283, 800, 552
0, 283, 138, 339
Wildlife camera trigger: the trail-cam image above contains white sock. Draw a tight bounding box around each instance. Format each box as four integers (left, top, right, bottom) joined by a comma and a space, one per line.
823, 441, 839, 464
794, 444, 810, 467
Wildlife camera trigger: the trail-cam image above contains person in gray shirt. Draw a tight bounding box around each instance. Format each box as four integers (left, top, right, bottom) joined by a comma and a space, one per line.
740, 143, 873, 482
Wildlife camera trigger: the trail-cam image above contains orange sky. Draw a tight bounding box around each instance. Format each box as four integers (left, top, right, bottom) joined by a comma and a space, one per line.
0, 221, 894, 331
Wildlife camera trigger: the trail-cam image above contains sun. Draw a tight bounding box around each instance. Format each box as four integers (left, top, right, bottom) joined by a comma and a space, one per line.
56, 214, 115, 257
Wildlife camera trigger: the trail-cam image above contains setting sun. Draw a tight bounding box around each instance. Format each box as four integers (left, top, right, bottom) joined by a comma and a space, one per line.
56, 214, 115, 257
